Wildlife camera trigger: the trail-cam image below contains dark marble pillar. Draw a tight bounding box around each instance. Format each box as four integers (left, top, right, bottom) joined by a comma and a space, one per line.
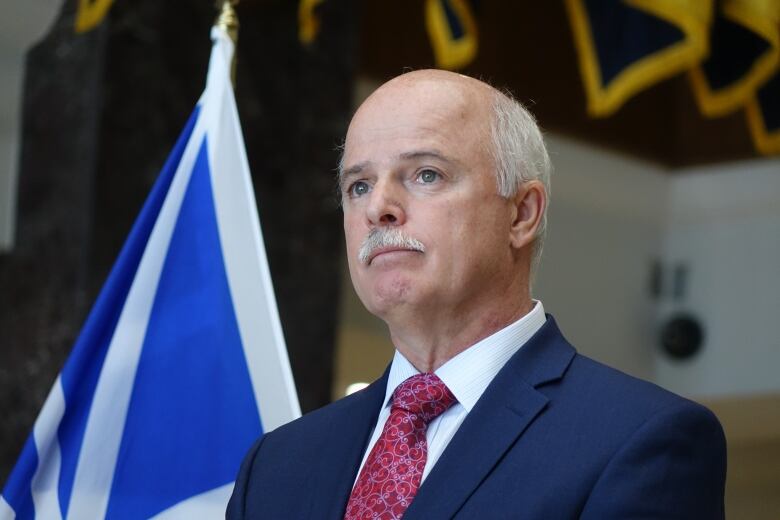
0, 0, 358, 482
0, 1, 108, 483
236, 0, 359, 414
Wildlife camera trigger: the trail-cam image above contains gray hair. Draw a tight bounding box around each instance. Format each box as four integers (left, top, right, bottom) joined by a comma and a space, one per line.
489, 90, 552, 276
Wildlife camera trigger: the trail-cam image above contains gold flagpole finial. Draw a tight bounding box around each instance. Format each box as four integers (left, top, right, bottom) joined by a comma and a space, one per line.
215, 0, 239, 45
214, 0, 240, 84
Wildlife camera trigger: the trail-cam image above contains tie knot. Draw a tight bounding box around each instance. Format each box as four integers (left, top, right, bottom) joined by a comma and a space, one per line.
391, 373, 456, 424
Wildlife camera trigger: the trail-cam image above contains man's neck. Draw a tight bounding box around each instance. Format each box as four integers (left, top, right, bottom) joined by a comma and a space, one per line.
387, 298, 534, 373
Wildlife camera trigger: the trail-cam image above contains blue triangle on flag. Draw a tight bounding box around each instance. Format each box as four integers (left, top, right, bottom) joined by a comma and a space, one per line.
104, 138, 262, 519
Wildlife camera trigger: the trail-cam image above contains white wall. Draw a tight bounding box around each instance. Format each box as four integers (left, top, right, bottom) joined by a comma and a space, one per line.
535, 135, 668, 382
0, 0, 63, 251
657, 159, 780, 398
536, 134, 780, 400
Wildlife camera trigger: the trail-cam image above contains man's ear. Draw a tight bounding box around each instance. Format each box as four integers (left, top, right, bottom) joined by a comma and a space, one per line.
509, 180, 546, 250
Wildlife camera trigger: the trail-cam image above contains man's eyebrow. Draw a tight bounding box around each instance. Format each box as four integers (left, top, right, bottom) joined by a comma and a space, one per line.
339, 149, 455, 186
399, 149, 452, 162
340, 161, 368, 180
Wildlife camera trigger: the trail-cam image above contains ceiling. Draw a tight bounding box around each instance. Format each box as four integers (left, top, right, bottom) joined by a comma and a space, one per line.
357, 1, 760, 169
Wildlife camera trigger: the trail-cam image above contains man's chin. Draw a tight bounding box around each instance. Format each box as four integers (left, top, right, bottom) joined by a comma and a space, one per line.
360, 277, 419, 317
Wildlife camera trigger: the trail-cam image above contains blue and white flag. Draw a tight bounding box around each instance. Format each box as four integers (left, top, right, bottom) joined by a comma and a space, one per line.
1, 27, 300, 519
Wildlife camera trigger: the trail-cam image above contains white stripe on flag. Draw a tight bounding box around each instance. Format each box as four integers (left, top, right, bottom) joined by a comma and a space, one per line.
30, 378, 66, 520
149, 482, 234, 519
65, 105, 209, 520
206, 28, 301, 430
0, 496, 14, 520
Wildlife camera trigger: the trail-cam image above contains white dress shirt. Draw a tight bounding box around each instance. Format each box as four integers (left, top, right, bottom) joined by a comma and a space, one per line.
354, 301, 547, 484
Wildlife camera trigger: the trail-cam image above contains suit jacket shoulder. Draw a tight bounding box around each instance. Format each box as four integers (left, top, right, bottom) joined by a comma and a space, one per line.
407, 317, 726, 519
228, 316, 726, 519
227, 369, 389, 519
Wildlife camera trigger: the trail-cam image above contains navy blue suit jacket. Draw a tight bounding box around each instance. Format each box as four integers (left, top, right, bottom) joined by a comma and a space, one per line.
227, 317, 726, 519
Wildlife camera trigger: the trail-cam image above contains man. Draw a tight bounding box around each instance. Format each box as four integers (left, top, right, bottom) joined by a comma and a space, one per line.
227, 70, 726, 519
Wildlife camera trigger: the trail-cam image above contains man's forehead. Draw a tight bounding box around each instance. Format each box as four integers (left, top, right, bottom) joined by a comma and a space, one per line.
341, 118, 480, 178
343, 74, 492, 160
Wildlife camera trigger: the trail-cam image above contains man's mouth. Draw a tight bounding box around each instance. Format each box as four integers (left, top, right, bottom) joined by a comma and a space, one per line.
358, 228, 426, 265
367, 247, 422, 265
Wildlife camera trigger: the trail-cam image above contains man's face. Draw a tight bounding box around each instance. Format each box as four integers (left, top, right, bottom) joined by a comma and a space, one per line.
341, 76, 517, 324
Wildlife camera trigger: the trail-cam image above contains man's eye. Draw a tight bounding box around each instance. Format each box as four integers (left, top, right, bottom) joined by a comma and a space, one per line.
349, 181, 370, 197
418, 169, 439, 183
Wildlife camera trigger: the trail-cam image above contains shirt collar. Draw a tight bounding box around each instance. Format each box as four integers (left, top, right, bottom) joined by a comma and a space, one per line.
383, 301, 547, 411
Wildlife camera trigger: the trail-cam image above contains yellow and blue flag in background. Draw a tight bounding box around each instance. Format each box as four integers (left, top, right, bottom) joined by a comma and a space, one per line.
425, 0, 479, 70
565, 0, 711, 116
690, 0, 779, 117
75, 0, 114, 33
299, 0, 325, 45
747, 69, 780, 153
566, 0, 780, 155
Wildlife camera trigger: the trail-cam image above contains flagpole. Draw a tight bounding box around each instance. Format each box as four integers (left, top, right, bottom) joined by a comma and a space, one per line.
215, 0, 240, 84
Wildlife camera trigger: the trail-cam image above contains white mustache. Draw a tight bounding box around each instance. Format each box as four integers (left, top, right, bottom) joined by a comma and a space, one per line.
358, 228, 425, 264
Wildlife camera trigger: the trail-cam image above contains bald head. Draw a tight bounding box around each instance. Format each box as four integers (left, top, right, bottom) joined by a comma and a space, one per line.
365, 69, 497, 108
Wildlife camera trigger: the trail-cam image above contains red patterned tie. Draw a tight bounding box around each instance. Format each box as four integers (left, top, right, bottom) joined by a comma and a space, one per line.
344, 373, 457, 520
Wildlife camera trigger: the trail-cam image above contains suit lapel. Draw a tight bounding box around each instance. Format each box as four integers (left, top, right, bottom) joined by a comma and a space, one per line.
312, 368, 389, 520
405, 378, 549, 519
405, 317, 576, 519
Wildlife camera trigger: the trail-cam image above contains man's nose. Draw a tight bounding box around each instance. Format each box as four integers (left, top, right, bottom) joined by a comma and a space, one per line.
366, 179, 406, 226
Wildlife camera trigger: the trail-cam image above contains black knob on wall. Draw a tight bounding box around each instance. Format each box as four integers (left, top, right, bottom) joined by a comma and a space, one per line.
660, 314, 704, 360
